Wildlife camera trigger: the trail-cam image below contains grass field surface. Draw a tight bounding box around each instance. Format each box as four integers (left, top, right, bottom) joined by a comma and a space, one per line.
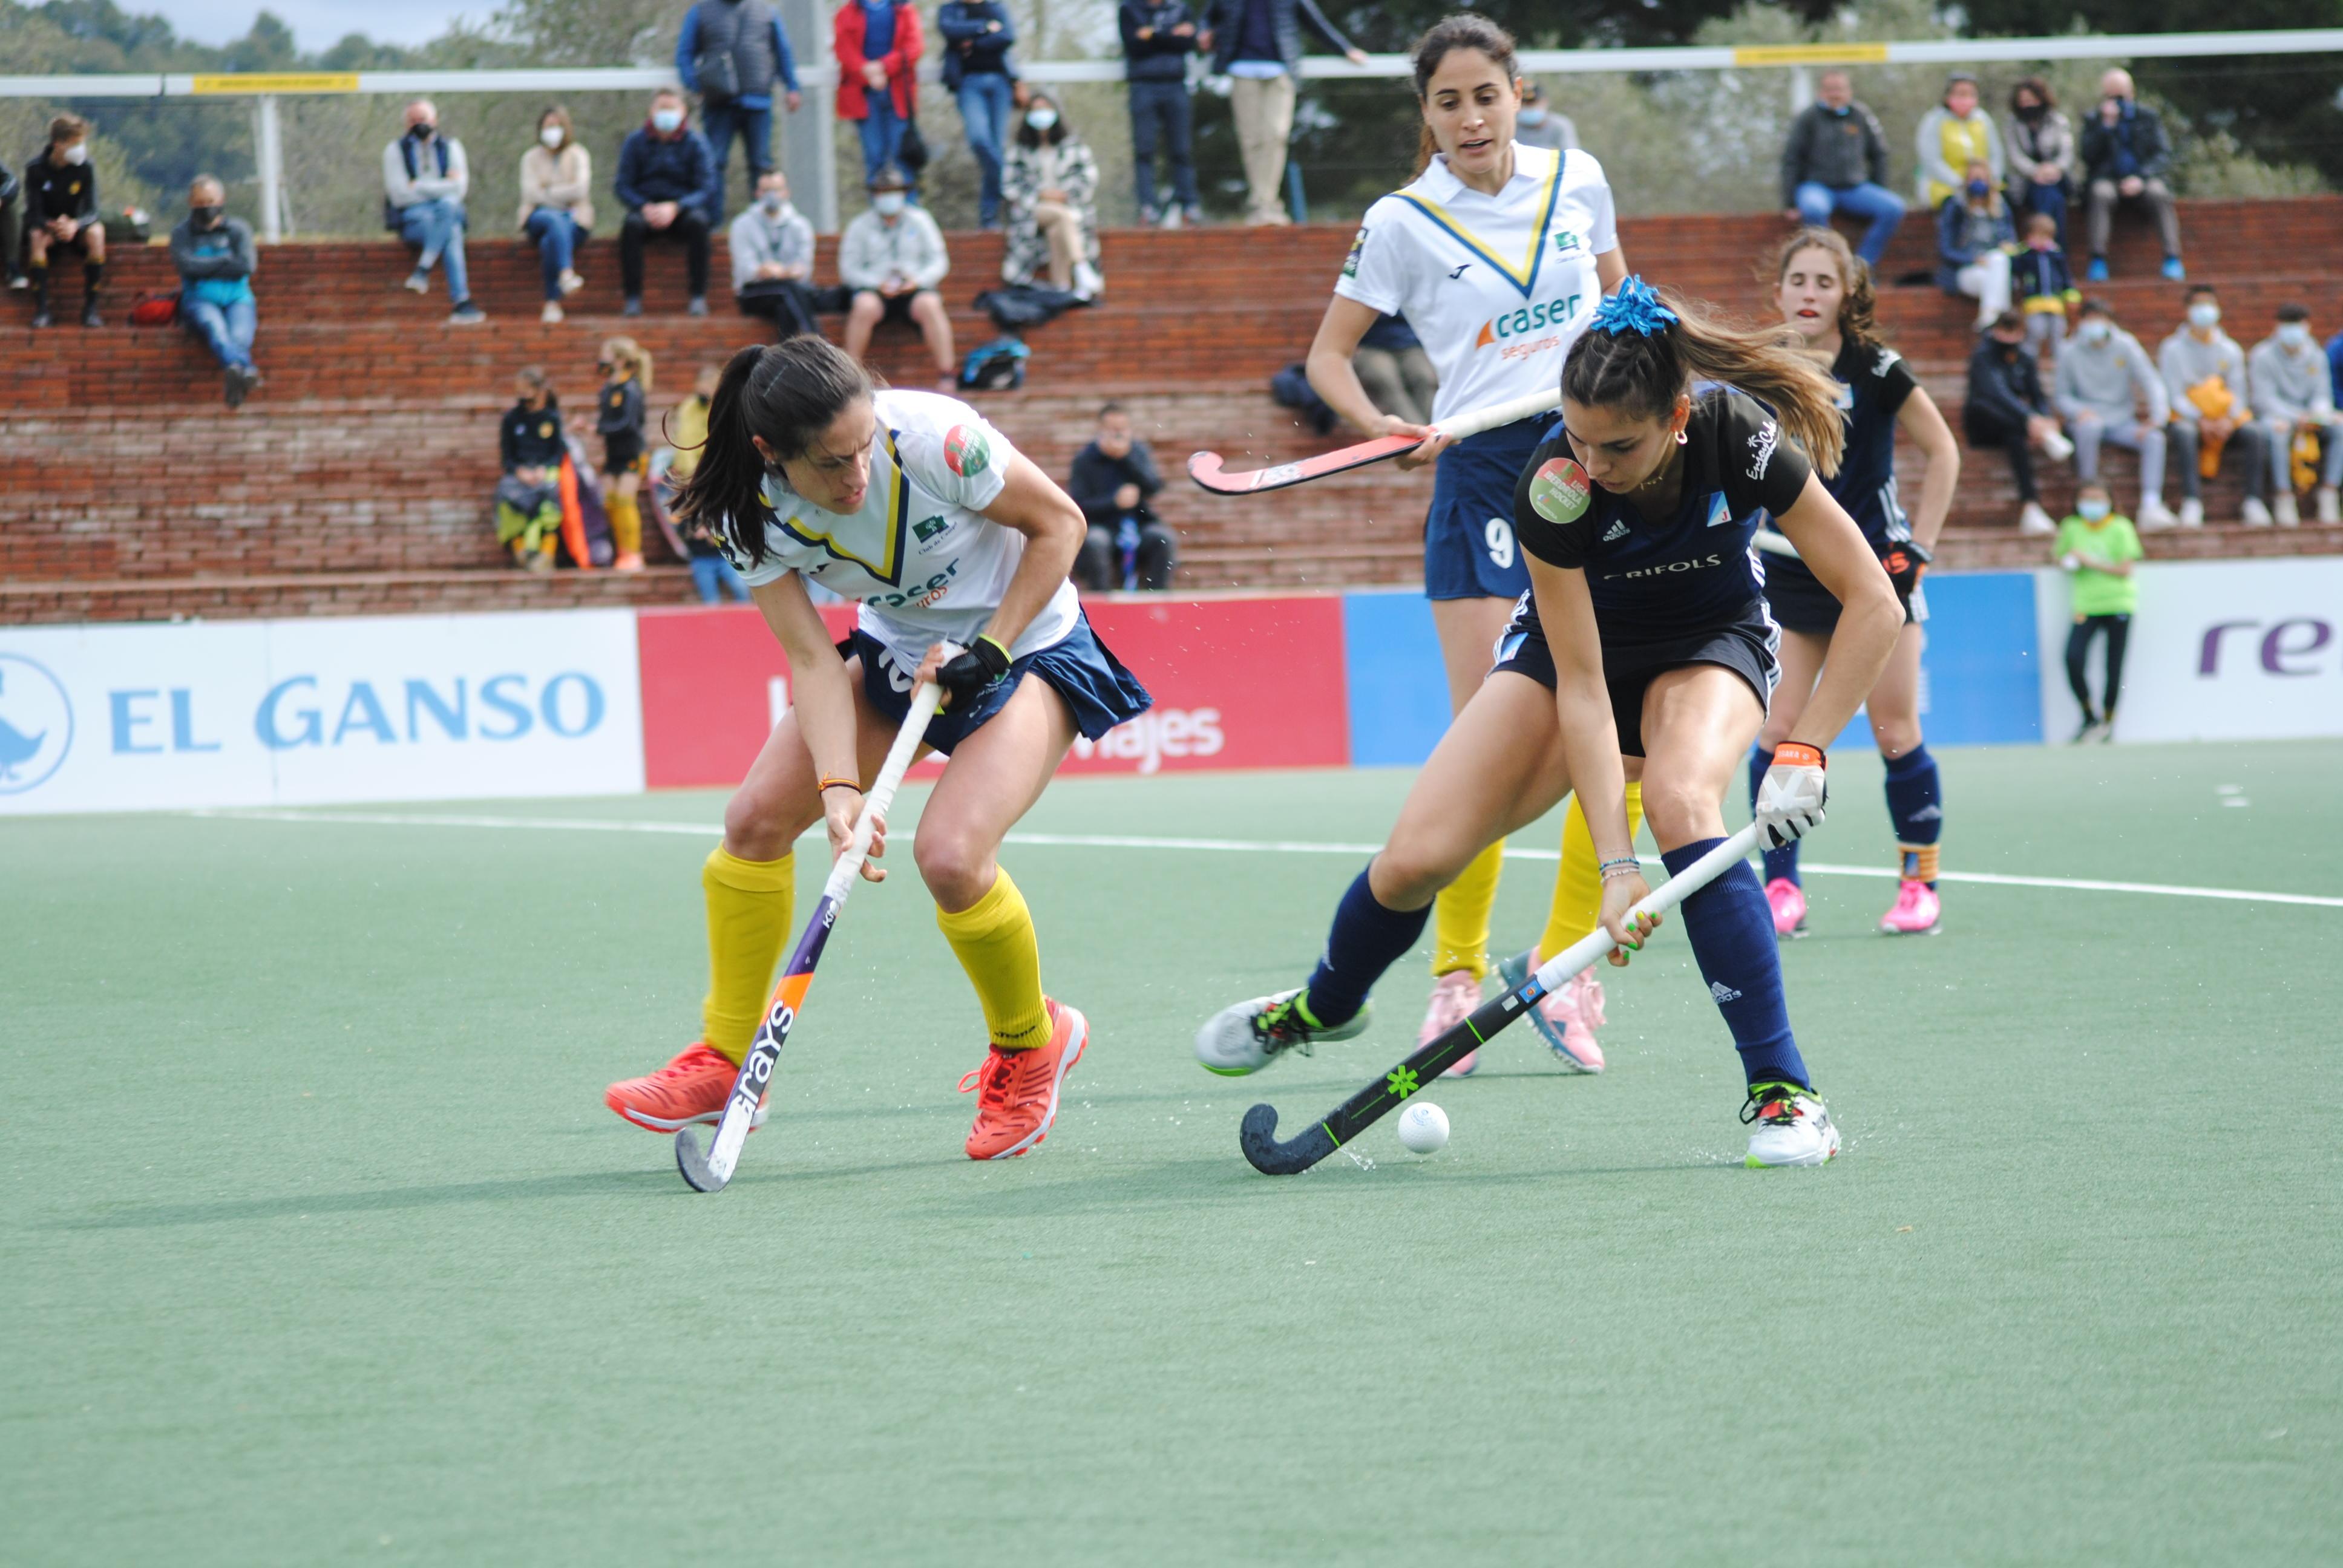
7, 742, 2339, 1565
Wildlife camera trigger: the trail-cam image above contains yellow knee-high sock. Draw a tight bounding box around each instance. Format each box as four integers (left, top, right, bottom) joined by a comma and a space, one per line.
700, 846, 796, 1063
1539, 783, 1645, 961
1431, 838, 1505, 980
606, 491, 643, 556
936, 867, 1051, 1050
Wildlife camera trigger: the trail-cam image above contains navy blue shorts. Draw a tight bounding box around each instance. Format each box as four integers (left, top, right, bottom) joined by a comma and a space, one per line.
1424, 417, 1544, 601
1490, 592, 1780, 758
1761, 549, 1922, 635
848, 612, 1153, 755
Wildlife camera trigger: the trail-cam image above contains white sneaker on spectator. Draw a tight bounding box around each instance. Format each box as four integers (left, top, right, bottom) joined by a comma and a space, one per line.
541, 301, 563, 324
2137, 497, 2177, 531
1072, 261, 1103, 302
559, 269, 585, 295
2178, 498, 2205, 528
2041, 429, 2074, 463
2319, 486, 2341, 524
403, 271, 430, 295
2243, 497, 2275, 527
2273, 493, 2301, 528
2019, 501, 2056, 535
1158, 205, 1182, 230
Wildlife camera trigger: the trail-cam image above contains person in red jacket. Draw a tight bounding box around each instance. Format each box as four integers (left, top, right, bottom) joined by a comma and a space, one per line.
836, 1, 925, 197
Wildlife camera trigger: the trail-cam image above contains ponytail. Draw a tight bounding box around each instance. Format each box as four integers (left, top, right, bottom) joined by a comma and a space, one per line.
1763, 226, 1881, 352
669, 338, 877, 564
1563, 279, 1846, 479
601, 335, 654, 396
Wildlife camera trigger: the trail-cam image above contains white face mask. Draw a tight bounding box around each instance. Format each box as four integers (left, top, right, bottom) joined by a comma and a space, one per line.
2278, 322, 2312, 349
2077, 319, 2112, 346
761, 194, 791, 216
2188, 302, 2221, 331
2078, 499, 2110, 521
652, 109, 684, 134
873, 192, 906, 217
61, 143, 88, 166
540, 125, 565, 148
1025, 109, 1058, 132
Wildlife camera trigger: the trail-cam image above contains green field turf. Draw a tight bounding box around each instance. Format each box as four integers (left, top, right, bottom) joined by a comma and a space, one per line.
7, 741, 2340, 1566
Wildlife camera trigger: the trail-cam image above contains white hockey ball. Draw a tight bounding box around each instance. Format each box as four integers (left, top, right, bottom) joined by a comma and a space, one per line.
1395, 1101, 1449, 1155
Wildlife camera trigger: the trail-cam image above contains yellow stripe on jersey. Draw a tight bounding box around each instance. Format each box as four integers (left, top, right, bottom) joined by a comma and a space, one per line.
775, 429, 911, 584
1392, 148, 1567, 298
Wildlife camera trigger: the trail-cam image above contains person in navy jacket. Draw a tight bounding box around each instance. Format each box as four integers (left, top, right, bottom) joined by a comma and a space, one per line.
615, 89, 723, 315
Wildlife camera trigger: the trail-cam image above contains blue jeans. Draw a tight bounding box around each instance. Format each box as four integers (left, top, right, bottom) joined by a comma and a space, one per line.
182, 294, 255, 370
1792, 180, 1905, 268
955, 74, 1014, 226
689, 554, 752, 604
1129, 79, 1198, 215
397, 198, 471, 304
2013, 178, 2069, 248
523, 208, 584, 301
701, 100, 775, 217
856, 99, 908, 189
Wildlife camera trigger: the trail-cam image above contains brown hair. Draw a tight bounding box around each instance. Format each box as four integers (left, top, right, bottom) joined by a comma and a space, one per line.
1409, 14, 1519, 177
1563, 287, 1846, 478
1766, 226, 1880, 353
48, 113, 88, 145
538, 104, 574, 145
670, 338, 880, 562
2010, 76, 2056, 112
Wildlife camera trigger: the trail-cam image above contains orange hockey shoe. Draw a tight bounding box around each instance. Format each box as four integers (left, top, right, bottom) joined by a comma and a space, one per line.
604, 1043, 767, 1133
958, 1000, 1089, 1160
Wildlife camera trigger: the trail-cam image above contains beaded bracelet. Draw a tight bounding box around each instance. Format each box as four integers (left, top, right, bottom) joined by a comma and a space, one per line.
1599, 857, 1642, 882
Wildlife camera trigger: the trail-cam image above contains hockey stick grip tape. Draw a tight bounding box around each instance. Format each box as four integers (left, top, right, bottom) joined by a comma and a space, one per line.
816, 645, 955, 905
1529, 822, 1764, 993
1430, 385, 1564, 442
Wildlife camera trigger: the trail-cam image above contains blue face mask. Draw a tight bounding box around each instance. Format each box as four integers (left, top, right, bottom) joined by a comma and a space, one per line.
2078, 499, 2110, 521
1823, 101, 1851, 117
1967, 179, 1991, 199
1518, 106, 1548, 127
652, 109, 684, 134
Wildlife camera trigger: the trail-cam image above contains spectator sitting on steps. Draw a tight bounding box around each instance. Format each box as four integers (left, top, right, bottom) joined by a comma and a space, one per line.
1069, 402, 1178, 591
730, 168, 818, 339
169, 175, 261, 410
382, 100, 482, 324
2004, 77, 2075, 246
1001, 94, 1103, 299
616, 89, 721, 318
1779, 69, 1901, 269
1936, 158, 2015, 330
2079, 69, 2183, 283
1352, 311, 1437, 427
1915, 71, 2002, 211
1, 158, 25, 290
840, 165, 955, 390
2158, 284, 2270, 527
24, 113, 106, 329
2247, 303, 2343, 526
2010, 211, 2078, 362
2056, 300, 2173, 530
497, 367, 566, 572
1965, 309, 2071, 537
519, 105, 592, 324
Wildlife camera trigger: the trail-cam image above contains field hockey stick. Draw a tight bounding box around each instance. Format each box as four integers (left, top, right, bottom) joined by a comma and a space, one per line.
676, 663, 949, 1194
1188, 385, 1564, 495
1239, 823, 1765, 1175
1751, 528, 1800, 558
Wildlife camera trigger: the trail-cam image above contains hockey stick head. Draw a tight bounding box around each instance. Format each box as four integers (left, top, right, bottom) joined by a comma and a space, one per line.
675, 1126, 730, 1194
1187, 449, 1304, 495
1240, 1103, 1337, 1175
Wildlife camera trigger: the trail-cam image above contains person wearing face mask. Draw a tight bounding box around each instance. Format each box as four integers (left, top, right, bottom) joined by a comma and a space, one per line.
2056, 300, 2174, 531
2053, 482, 2140, 742
1512, 80, 1578, 154
517, 105, 593, 325
1935, 157, 2016, 330
1778, 69, 1902, 269
2079, 68, 2182, 283
839, 166, 955, 390
2158, 286, 2270, 527
381, 100, 482, 324
22, 114, 106, 329
615, 89, 721, 317
1965, 310, 2068, 535
497, 367, 567, 572
168, 175, 261, 409
1000, 95, 1103, 299
729, 169, 818, 339
2247, 305, 2343, 525
2004, 77, 2074, 247
1914, 71, 2002, 212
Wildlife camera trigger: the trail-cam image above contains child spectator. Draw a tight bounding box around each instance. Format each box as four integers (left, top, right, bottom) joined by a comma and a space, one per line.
2004, 77, 2074, 246
520, 106, 592, 325
2247, 303, 2343, 526
1935, 158, 2015, 328
24, 113, 105, 328
2054, 480, 2140, 742
2056, 299, 2174, 529
662, 364, 752, 602
594, 338, 652, 571
1120, 0, 1202, 228
1068, 402, 1177, 590
1001, 94, 1103, 299
1966, 309, 2070, 535
729, 168, 818, 338
169, 175, 261, 408
497, 367, 566, 571
1915, 71, 2002, 211
2158, 285, 2272, 527
2010, 211, 2077, 361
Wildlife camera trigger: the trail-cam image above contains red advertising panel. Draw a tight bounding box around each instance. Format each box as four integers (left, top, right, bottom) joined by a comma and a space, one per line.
636, 594, 1348, 789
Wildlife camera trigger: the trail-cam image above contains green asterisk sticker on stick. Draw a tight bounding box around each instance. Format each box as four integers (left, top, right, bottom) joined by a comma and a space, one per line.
1386, 1067, 1419, 1099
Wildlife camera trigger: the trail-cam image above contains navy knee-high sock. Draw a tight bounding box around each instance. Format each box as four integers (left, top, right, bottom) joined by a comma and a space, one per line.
1748, 746, 1798, 886
1301, 864, 1430, 1028
1662, 839, 1811, 1089
1883, 745, 1943, 888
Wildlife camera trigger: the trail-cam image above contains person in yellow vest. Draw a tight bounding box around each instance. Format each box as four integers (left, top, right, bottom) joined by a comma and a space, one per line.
1915, 71, 2003, 212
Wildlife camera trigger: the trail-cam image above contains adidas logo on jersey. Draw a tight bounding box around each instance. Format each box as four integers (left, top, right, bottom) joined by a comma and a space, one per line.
1709, 981, 1743, 1004
1602, 518, 1630, 542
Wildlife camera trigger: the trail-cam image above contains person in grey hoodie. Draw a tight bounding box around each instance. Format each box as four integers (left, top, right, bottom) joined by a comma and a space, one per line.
2158, 285, 2271, 526
729, 168, 818, 338
2247, 303, 2343, 524
2055, 299, 2172, 528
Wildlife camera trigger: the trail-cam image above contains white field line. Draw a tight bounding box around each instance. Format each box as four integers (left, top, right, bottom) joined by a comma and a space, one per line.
189, 808, 2343, 911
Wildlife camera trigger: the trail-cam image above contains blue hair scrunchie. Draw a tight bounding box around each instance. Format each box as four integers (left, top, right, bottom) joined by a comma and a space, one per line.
1590, 275, 1678, 337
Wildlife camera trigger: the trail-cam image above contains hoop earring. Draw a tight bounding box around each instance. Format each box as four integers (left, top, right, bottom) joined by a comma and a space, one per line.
1673, 428, 1689, 446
